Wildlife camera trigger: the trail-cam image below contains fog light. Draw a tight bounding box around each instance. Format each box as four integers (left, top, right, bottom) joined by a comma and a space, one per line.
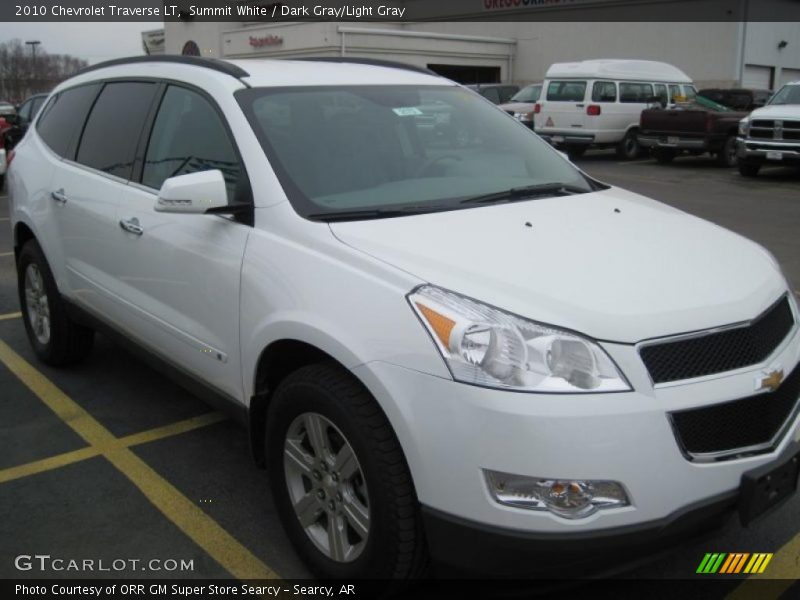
484, 470, 629, 520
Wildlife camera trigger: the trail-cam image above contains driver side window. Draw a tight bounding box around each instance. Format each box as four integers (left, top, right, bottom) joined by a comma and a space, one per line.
142, 85, 242, 201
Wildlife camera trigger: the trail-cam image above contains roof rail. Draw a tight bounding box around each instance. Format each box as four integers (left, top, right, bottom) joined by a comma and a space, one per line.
295, 57, 438, 77
75, 55, 249, 79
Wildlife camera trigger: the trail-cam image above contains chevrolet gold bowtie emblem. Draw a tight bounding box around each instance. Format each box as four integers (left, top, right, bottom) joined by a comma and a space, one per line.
759, 370, 784, 392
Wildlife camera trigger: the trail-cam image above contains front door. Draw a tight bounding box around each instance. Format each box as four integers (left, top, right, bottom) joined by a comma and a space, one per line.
109, 84, 251, 401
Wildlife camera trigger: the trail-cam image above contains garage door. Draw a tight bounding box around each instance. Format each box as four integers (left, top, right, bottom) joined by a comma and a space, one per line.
743, 65, 773, 89
778, 68, 800, 87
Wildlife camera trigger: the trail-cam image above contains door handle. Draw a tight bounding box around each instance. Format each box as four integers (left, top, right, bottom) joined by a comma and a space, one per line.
51, 189, 68, 204
119, 217, 143, 236
576, 103, 585, 108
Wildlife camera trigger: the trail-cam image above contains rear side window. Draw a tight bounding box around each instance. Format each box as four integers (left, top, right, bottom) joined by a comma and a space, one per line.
619, 82, 654, 103
546, 81, 587, 102
669, 84, 682, 102
31, 97, 46, 119
36, 85, 100, 159
76, 82, 157, 179
592, 81, 617, 102
654, 84, 668, 104
142, 85, 241, 201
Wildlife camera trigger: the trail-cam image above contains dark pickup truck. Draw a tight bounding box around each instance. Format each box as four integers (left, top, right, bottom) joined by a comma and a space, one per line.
638, 98, 748, 166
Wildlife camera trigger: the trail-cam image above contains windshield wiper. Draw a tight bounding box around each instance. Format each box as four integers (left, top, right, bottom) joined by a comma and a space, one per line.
308, 205, 451, 222
459, 182, 588, 205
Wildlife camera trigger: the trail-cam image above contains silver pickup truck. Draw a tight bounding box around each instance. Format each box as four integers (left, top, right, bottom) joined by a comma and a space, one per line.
737, 81, 800, 177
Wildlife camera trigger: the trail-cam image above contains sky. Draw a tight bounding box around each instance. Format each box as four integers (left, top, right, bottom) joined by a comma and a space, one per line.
0, 22, 156, 64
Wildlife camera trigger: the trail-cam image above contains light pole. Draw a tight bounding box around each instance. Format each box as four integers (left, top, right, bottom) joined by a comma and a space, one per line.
25, 40, 41, 92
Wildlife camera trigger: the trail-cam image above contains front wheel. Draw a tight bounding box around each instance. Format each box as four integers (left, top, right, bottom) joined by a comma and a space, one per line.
715, 135, 739, 167
266, 362, 427, 579
17, 240, 94, 365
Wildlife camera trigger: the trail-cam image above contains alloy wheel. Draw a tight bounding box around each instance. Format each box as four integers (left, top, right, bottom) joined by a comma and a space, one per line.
24, 263, 51, 345
283, 412, 370, 562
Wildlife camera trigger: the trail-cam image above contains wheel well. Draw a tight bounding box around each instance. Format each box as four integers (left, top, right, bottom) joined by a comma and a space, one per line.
14, 222, 35, 261
249, 339, 340, 467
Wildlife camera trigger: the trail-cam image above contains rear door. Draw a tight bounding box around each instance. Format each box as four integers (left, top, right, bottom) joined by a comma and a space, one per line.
50, 81, 159, 319
538, 79, 588, 137
109, 83, 251, 400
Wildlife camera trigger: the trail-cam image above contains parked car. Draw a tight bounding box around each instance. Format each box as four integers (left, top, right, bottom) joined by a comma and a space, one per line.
466, 83, 520, 105
536, 59, 697, 159
2, 93, 48, 151
0, 101, 16, 118
737, 81, 800, 177
697, 88, 772, 112
8, 56, 800, 579
498, 83, 542, 128
0, 131, 6, 189
638, 96, 747, 166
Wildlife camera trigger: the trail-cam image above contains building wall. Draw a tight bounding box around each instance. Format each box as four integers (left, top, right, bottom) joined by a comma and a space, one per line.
743, 22, 800, 87
165, 20, 798, 89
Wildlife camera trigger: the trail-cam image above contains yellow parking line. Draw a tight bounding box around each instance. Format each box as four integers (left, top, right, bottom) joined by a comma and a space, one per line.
0, 446, 100, 484
0, 412, 228, 485
0, 251, 12, 257
0, 312, 21, 321
0, 338, 278, 580
728, 543, 799, 599
119, 411, 228, 447
0, 217, 9, 221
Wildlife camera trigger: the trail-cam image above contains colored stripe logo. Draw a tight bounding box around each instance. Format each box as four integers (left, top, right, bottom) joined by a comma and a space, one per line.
696, 553, 773, 574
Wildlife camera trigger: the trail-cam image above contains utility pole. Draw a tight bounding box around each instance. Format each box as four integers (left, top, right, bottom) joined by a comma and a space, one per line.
25, 40, 41, 93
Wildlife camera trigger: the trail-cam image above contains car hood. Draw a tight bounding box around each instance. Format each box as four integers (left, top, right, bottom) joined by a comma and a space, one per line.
330, 187, 786, 343
498, 102, 535, 113
749, 104, 800, 120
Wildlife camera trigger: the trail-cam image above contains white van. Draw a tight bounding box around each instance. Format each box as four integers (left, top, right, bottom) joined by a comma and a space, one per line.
536, 59, 696, 159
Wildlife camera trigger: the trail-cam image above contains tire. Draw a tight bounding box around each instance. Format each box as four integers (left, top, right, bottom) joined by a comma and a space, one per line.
653, 148, 677, 164
616, 130, 642, 160
738, 162, 761, 177
17, 240, 94, 365
715, 135, 738, 167
266, 362, 427, 579
565, 145, 587, 160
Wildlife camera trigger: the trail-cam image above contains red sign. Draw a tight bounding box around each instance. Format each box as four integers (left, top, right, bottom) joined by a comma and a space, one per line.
249, 35, 283, 48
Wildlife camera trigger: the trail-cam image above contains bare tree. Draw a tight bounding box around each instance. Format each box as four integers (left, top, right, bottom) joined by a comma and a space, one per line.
0, 40, 88, 103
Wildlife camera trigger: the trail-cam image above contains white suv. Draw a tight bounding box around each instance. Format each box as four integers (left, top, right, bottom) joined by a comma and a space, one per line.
7, 56, 800, 579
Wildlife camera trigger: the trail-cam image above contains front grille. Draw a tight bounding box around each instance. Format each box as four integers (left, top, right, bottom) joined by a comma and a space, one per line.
670, 362, 800, 458
749, 119, 800, 141
640, 296, 795, 384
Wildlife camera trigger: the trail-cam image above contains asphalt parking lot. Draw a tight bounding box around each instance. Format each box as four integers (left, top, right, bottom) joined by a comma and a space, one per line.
0, 154, 799, 592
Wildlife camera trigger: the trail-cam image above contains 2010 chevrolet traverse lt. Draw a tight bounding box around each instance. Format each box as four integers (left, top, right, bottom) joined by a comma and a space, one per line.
7, 56, 800, 579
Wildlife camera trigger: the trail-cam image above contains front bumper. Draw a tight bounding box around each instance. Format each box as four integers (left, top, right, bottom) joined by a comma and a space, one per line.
352, 320, 800, 540
737, 137, 800, 165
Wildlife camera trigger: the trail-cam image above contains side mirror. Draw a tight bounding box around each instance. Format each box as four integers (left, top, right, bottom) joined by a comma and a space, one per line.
5, 114, 19, 126
557, 150, 570, 161
155, 170, 228, 214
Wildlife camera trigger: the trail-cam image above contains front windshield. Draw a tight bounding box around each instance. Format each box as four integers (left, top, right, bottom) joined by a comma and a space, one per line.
510, 84, 541, 103
236, 85, 592, 219
769, 84, 800, 106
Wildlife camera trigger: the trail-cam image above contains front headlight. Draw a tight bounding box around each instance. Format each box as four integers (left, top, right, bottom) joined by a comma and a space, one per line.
738, 118, 750, 136
409, 285, 630, 393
